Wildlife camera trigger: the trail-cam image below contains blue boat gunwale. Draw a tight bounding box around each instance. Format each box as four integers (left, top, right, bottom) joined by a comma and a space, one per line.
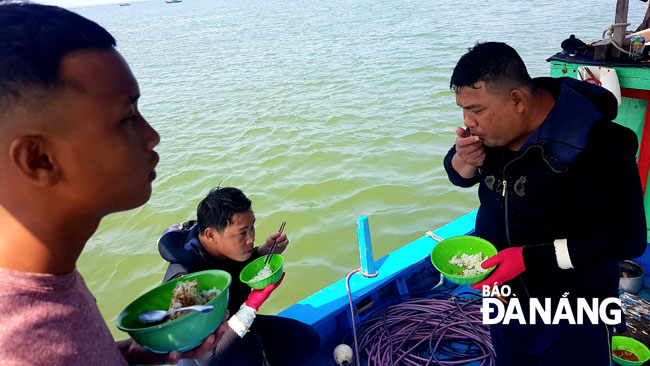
278, 210, 478, 329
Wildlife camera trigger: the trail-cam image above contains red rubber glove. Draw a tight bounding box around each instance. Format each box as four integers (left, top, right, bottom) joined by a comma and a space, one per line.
472, 247, 525, 290
244, 273, 285, 311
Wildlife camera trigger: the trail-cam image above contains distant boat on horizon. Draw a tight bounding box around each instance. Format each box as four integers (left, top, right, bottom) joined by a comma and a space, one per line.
119, 2, 130, 5
164, 0, 182, 3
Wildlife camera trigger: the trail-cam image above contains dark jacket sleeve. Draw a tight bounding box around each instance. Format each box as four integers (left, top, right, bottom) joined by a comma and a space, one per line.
163, 262, 192, 283
523, 122, 647, 268
443, 145, 480, 188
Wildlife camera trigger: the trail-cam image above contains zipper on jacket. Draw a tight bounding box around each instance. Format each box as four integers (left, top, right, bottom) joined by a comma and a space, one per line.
501, 154, 514, 245
501, 148, 532, 299
501, 146, 533, 244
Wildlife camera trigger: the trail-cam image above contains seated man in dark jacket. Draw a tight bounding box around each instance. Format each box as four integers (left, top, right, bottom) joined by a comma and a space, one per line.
444, 42, 646, 366
158, 186, 320, 366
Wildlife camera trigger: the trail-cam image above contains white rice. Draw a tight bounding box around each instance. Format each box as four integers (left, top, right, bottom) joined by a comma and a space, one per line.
196, 287, 221, 305
449, 252, 488, 277
250, 264, 273, 282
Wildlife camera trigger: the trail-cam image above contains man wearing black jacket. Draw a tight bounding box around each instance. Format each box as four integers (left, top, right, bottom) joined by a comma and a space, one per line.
444, 42, 646, 366
158, 187, 319, 366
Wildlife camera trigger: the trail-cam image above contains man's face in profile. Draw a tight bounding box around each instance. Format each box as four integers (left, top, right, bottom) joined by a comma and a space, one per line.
51, 48, 161, 216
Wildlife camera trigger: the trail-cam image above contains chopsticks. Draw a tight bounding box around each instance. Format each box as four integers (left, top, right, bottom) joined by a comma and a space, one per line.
264, 221, 286, 265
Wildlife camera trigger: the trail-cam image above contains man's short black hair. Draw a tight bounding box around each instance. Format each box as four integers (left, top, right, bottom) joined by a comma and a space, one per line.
450, 42, 533, 96
0, 2, 116, 114
197, 187, 252, 234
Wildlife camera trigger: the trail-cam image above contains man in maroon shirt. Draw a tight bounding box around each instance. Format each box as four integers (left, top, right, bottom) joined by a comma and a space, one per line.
0, 3, 231, 365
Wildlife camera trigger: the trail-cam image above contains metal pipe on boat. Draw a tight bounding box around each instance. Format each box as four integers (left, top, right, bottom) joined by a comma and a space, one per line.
356, 216, 377, 276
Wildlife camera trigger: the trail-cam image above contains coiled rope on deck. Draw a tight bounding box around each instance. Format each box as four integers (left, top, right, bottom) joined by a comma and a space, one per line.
344, 232, 493, 365
348, 294, 495, 366
602, 22, 633, 55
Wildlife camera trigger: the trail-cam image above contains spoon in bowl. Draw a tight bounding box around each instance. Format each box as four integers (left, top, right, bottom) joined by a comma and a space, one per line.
138, 304, 214, 323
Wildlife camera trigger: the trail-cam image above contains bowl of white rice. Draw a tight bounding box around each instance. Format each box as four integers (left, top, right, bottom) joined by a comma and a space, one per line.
430, 236, 497, 285
240, 254, 284, 290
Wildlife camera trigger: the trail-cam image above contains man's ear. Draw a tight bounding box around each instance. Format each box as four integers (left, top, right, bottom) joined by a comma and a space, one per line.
203, 227, 218, 242
510, 88, 527, 114
8, 136, 59, 186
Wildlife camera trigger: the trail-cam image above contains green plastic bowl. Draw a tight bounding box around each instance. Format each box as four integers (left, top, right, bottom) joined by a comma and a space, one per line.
116, 270, 231, 353
240, 254, 284, 290
430, 235, 498, 286
612, 336, 650, 366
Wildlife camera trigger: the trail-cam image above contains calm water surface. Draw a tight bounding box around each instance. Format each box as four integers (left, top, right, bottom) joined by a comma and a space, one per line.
73, 0, 647, 339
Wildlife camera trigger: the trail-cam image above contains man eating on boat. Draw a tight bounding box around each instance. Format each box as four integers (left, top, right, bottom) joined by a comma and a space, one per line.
443, 42, 646, 365
157, 186, 320, 366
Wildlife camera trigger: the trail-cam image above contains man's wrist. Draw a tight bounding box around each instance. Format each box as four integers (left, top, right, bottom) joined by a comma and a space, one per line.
118, 338, 168, 365
257, 244, 268, 255
451, 153, 478, 179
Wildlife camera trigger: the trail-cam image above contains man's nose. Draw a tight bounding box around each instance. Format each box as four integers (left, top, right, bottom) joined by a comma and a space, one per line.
141, 116, 161, 151
463, 110, 477, 128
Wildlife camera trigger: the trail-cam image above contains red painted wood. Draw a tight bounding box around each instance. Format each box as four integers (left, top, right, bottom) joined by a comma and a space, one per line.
621, 87, 650, 194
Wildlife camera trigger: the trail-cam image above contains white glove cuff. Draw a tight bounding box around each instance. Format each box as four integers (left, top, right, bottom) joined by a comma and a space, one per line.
553, 238, 574, 269
227, 304, 256, 338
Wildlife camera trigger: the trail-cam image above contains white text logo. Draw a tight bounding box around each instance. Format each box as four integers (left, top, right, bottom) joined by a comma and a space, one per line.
480, 285, 621, 325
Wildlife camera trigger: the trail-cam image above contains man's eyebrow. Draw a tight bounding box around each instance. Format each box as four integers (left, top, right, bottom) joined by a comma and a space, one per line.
457, 103, 482, 109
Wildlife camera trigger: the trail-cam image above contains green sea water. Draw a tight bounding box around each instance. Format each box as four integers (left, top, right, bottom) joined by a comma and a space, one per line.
72, 0, 647, 340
